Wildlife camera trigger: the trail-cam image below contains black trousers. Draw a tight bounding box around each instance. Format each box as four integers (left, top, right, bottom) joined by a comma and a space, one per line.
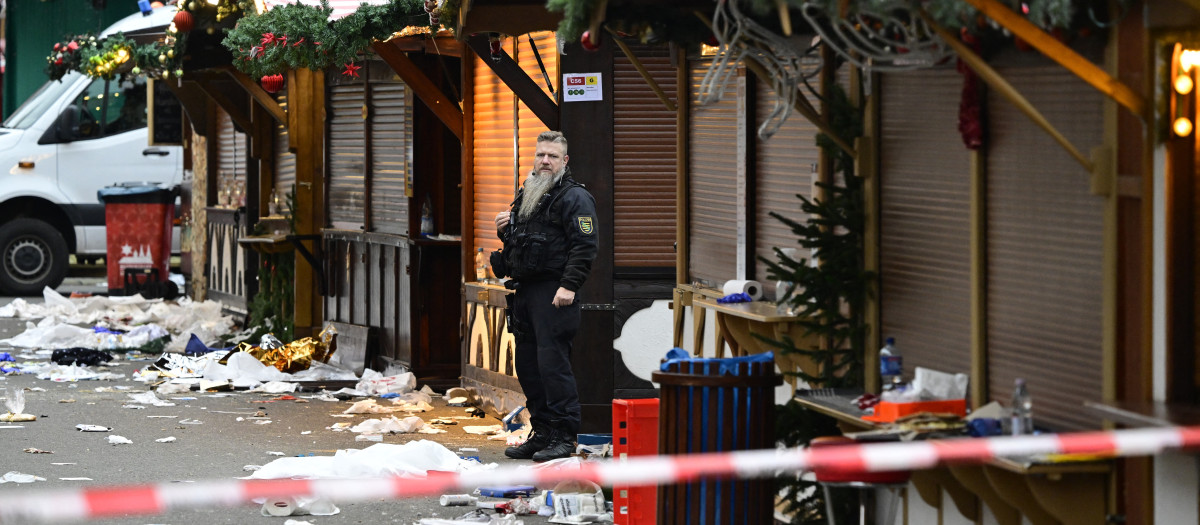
511, 279, 581, 436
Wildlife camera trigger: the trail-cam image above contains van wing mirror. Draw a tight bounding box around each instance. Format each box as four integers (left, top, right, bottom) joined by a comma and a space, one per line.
56, 106, 81, 142
39, 105, 82, 144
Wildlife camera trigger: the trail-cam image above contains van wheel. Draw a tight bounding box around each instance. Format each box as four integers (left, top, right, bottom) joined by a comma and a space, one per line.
0, 218, 69, 296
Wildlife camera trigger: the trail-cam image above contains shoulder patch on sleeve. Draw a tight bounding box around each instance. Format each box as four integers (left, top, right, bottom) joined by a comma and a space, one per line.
577, 216, 594, 235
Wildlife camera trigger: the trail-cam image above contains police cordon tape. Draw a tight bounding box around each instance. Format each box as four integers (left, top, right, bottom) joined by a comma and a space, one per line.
3, 424, 1200, 523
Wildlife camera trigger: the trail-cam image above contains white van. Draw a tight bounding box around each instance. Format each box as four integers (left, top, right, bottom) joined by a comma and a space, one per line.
0, 7, 182, 295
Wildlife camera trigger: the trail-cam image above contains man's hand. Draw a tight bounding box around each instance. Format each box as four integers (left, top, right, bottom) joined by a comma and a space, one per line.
552, 287, 575, 307
495, 211, 511, 231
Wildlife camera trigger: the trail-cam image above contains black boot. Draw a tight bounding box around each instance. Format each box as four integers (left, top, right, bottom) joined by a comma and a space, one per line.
504, 427, 551, 459
531, 429, 576, 462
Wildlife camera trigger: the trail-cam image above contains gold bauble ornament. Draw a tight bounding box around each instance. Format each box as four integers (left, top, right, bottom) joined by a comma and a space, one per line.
159, 54, 167, 63
207, 27, 215, 35
167, 50, 174, 58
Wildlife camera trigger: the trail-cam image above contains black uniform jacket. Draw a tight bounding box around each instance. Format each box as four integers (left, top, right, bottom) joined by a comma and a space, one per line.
498, 171, 598, 292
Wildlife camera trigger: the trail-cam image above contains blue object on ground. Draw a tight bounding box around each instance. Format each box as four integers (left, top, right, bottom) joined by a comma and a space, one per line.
0, 352, 13, 362
379, 393, 399, 399
184, 334, 233, 356
476, 485, 536, 498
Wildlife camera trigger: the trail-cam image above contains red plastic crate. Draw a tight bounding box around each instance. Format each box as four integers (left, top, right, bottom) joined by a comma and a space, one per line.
613, 398, 659, 525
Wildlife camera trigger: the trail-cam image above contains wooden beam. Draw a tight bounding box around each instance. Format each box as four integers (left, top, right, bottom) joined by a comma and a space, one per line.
193, 77, 253, 135
959, 0, 1148, 121
221, 66, 287, 125
164, 80, 211, 138
925, 13, 1094, 173
466, 33, 559, 129
372, 41, 464, 141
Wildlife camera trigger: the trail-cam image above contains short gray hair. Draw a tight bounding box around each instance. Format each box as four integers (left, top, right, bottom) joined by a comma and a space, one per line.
537, 130, 568, 154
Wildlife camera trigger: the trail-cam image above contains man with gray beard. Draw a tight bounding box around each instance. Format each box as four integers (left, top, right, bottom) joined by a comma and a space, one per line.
491, 131, 597, 462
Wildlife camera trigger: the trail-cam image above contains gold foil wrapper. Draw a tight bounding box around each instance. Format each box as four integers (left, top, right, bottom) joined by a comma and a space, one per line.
242, 327, 337, 373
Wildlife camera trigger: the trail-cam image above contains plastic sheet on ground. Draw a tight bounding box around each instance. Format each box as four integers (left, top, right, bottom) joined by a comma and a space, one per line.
0, 288, 235, 352
201, 351, 355, 389
343, 399, 395, 414
25, 363, 123, 382
127, 391, 175, 407
247, 440, 496, 480
349, 416, 425, 434
0, 471, 46, 483
249, 381, 298, 393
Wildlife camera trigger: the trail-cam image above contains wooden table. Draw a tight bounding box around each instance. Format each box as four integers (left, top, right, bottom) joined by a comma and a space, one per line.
672, 285, 818, 391
794, 390, 1114, 525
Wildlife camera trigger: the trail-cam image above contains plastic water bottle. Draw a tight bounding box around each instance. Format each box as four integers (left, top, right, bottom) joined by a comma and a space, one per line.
1010, 378, 1033, 435
879, 337, 902, 391
474, 248, 488, 281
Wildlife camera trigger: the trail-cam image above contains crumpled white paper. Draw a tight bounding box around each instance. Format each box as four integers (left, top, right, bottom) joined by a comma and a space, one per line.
349, 416, 425, 434
250, 381, 299, 393
128, 391, 175, 407
355, 369, 416, 396
247, 440, 495, 480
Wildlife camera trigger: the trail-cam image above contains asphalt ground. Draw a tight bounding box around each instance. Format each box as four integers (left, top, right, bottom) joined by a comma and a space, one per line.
0, 279, 576, 525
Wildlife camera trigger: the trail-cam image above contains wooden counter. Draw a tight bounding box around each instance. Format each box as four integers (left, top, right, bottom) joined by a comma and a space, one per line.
672, 284, 818, 390
794, 390, 1113, 525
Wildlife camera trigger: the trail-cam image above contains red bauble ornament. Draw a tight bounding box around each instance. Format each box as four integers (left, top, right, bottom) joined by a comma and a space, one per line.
67, 41, 79, 52
261, 74, 284, 93
173, 10, 194, 33
581, 30, 601, 52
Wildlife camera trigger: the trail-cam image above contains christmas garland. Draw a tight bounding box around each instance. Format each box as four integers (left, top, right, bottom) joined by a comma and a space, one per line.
45, 33, 181, 82
222, 0, 432, 79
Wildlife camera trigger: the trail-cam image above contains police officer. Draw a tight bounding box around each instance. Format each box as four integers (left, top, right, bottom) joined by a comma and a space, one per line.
492, 131, 597, 462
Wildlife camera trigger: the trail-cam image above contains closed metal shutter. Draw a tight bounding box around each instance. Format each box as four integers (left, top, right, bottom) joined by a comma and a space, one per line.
369, 82, 412, 235
516, 32, 556, 174
877, 68, 973, 381
473, 33, 556, 255
614, 43, 677, 269
327, 82, 367, 229
754, 66, 820, 295
986, 49, 1105, 431
216, 109, 247, 205
273, 93, 296, 215
472, 38, 519, 256
688, 58, 740, 287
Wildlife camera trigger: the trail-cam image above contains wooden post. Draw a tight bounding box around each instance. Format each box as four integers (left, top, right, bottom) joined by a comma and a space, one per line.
289, 68, 326, 338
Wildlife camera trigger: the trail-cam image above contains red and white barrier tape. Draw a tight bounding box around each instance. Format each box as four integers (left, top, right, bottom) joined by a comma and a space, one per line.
3, 425, 1199, 523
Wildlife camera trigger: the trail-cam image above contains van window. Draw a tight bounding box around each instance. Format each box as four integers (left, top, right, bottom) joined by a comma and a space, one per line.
71, 77, 147, 140
2, 78, 75, 130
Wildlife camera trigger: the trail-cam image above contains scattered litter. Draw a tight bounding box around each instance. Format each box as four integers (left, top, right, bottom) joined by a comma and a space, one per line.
349, 416, 424, 434
106, 435, 133, 445
440, 494, 479, 506
23, 448, 52, 454
156, 382, 192, 395
58, 399, 76, 404
430, 418, 458, 425
50, 348, 112, 366
59, 477, 92, 481
343, 399, 395, 414
155, 436, 177, 443
250, 381, 297, 393
0, 413, 35, 422
0, 472, 45, 483
243, 465, 262, 472
178, 418, 203, 425
418, 427, 448, 434
49, 463, 75, 466
248, 440, 494, 480
283, 520, 316, 525
266, 451, 286, 456
0, 425, 25, 429
127, 391, 175, 407
254, 420, 273, 425
300, 430, 312, 435
355, 369, 416, 396
199, 379, 233, 392
355, 433, 382, 443
260, 496, 339, 517
76, 424, 111, 432
146, 415, 177, 419
122, 404, 147, 410
463, 425, 503, 435
327, 422, 352, 432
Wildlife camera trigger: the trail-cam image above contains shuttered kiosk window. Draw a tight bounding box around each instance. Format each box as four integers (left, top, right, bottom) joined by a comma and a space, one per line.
877, 68, 973, 383
515, 32, 556, 195
215, 109, 247, 207
327, 80, 367, 230
473, 37, 519, 256
985, 48, 1105, 432
614, 43, 677, 270
754, 62, 821, 298
688, 56, 741, 287
369, 81, 413, 235
272, 92, 296, 216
